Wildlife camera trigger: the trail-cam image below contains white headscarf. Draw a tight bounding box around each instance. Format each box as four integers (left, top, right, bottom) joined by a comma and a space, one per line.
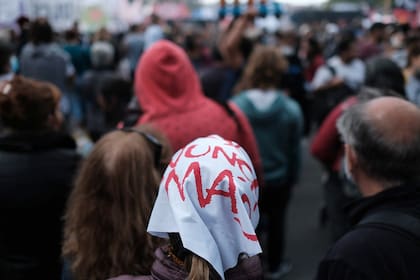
147, 135, 262, 279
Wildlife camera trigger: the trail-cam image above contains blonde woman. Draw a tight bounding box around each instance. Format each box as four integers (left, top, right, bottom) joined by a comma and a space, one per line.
111, 135, 263, 280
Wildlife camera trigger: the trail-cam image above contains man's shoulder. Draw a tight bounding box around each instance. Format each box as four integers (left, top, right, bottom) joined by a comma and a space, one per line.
326, 226, 384, 260
316, 228, 388, 280
320, 220, 420, 278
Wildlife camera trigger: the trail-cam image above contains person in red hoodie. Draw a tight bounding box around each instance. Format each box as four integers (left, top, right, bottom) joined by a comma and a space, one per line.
133, 40, 262, 181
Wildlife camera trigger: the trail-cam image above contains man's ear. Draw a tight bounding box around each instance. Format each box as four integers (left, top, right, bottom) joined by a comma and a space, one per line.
344, 144, 358, 175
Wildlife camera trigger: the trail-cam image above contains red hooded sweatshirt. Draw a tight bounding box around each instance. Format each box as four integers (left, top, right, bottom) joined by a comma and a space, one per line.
310, 96, 358, 172
135, 40, 262, 181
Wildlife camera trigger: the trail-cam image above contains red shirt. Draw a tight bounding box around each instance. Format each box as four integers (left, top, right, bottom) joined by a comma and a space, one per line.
311, 96, 358, 172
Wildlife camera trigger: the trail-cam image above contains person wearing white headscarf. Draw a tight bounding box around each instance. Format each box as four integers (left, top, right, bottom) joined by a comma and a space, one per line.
110, 135, 263, 280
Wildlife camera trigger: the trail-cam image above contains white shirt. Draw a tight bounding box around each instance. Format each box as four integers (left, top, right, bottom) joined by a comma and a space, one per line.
245, 89, 279, 111
311, 56, 366, 91
144, 24, 164, 50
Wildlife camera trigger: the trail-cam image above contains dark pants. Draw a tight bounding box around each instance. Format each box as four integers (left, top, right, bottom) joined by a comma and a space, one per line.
258, 183, 292, 271
0, 257, 61, 280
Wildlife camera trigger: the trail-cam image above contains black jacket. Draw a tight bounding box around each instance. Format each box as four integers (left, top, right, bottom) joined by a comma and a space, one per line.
315, 183, 420, 280
0, 131, 80, 280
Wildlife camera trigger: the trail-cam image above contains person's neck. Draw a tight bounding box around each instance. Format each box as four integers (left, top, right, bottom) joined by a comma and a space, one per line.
357, 173, 397, 197
359, 180, 384, 197
339, 55, 352, 65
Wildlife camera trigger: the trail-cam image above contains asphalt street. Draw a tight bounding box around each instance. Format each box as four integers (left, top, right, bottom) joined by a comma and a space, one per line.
282, 139, 331, 280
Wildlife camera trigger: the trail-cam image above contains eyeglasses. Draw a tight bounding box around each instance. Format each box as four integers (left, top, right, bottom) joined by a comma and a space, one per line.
120, 128, 162, 169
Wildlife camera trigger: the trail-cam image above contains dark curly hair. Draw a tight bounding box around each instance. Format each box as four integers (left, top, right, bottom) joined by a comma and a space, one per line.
30, 18, 53, 44
0, 76, 60, 130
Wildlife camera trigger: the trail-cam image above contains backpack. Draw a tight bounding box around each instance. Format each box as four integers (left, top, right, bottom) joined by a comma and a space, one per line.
357, 211, 420, 243
312, 65, 355, 127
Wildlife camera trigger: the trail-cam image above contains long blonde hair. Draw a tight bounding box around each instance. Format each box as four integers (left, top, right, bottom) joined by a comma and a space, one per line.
186, 254, 212, 280
62, 127, 170, 280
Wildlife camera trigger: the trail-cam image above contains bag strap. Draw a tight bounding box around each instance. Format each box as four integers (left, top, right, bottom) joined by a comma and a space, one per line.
358, 211, 420, 242
326, 64, 336, 77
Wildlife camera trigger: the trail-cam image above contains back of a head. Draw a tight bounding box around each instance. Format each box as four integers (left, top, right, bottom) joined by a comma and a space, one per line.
100, 77, 132, 109
30, 18, 53, 45
63, 128, 165, 279
236, 45, 288, 93
150, 14, 160, 25
91, 41, 115, 69
135, 40, 203, 116
370, 22, 386, 34
64, 29, 78, 42
308, 37, 322, 59
336, 37, 355, 56
338, 96, 420, 185
364, 57, 406, 97
148, 135, 262, 279
16, 16, 30, 28
0, 76, 60, 131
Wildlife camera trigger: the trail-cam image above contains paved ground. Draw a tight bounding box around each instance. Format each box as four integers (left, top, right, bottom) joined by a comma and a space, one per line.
282, 140, 331, 280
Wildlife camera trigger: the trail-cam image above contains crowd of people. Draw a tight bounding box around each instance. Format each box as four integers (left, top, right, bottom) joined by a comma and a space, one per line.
1, 7, 420, 280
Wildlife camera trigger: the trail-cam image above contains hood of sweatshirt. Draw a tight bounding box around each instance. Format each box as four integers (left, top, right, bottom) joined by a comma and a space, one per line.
134, 40, 205, 123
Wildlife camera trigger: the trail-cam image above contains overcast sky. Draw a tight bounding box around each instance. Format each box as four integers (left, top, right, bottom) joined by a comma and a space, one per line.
200, 0, 328, 6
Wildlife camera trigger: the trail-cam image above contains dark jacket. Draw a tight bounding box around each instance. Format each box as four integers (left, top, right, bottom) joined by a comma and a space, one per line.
0, 130, 80, 280
110, 246, 263, 280
315, 183, 420, 280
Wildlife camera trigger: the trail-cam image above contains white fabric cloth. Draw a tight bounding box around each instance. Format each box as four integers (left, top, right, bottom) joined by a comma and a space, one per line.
245, 89, 279, 111
311, 55, 365, 91
148, 135, 262, 279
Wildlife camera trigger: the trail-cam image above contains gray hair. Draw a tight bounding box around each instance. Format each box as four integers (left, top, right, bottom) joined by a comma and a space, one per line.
91, 42, 114, 68
357, 86, 403, 103
337, 103, 420, 185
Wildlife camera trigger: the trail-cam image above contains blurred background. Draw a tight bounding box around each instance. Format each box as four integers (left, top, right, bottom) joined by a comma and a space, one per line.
0, 0, 416, 33
1, 0, 419, 279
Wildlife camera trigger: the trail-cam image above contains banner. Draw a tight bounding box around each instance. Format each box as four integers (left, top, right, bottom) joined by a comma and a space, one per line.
117, 0, 148, 24
27, 0, 80, 30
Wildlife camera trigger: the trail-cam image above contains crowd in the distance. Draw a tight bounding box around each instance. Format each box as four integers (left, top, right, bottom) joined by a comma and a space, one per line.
1, 8, 420, 280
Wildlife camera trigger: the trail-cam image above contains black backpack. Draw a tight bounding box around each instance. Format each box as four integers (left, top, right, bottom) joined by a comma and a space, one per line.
357, 211, 420, 243
312, 65, 355, 127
